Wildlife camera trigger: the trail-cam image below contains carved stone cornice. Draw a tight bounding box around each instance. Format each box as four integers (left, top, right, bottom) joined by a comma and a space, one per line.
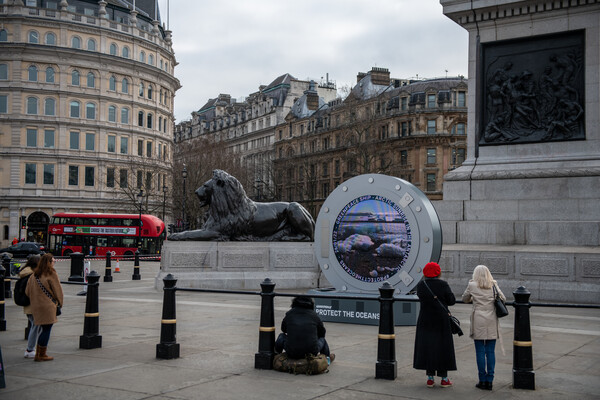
445, 166, 600, 181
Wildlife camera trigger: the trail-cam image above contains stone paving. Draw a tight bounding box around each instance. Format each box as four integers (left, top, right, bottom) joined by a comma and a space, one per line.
0, 259, 599, 399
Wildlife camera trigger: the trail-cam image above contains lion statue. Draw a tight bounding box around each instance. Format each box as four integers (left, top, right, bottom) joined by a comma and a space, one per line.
168, 169, 315, 241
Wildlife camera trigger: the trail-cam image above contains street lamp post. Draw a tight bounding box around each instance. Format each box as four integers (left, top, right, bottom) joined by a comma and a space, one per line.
137, 189, 144, 250
182, 164, 187, 230
162, 184, 168, 222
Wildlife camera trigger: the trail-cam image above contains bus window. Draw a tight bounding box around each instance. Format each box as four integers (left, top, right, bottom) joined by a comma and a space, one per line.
122, 237, 136, 247
97, 218, 109, 225
73, 218, 84, 225
123, 219, 134, 226
97, 237, 108, 247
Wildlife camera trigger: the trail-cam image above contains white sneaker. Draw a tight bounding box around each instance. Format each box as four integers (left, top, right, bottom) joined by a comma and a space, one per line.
24, 350, 36, 358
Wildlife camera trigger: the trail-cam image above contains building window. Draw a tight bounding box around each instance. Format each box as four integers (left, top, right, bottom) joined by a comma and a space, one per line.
398, 150, 407, 166
43, 164, 54, 185
86, 103, 96, 119
121, 78, 128, 93
45, 67, 54, 83
146, 172, 152, 190
457, 91, 466, 107
146, 141, 152, 157
0, 64, 7, 80
45, 32, 56, 45
44, 130, 54, 148
71, 36, 81, 49
108, 105, 116, 122
401, 97, 408, 111
0, 29, 8, 42
452, 148, 466, 165
137, 139, 143, 156
138, 111, 144, 126
44, 98, 55, 115
28, 30, 39, 44
109, 75, 116, 91
148, 54, 154, 65
69, 131, 79, 149
427, 148, 436, 164
148, 85, 153, 99
147, 113, 153, 128
26, 97, 38, 114
121, 108, 129, 124
136, 170, 143, 189
26, 128, 37, 147
87, 72, 95, 88
28, 65, 38, 81
106, 167, 115, 188
109, 43, 117, 55
84, 166, 94, 186
107, 135, 116, 153
453, 122, 466, 135
85, 133, 95, 151
139, 82, 144, 96
0, 95, 7, 113
120, 137, 128, 154
87, 38, 96, 51
68, 165, 78, 186
122, 46, 129, 58
427, 120, 436, 134
69, 101, 79, 117
25, 163, 36, 184
139, 51, 145, 63
427, 93, 436, 108
119, 169, 128, 188
427, 173, 436, 192
71, 70, 80, 86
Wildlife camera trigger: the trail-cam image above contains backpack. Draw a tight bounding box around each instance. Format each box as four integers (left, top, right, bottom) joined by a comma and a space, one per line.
273, 353, 329, 375
13, 274, 31, 307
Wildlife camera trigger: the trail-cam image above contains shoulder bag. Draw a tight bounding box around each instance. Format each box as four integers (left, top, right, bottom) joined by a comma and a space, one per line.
493, 284, 509, 318
35, 276, 62, 316
422, 280, 463, 336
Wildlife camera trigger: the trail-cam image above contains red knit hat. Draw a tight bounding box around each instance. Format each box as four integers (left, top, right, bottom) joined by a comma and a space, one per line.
423, 262, 441, 278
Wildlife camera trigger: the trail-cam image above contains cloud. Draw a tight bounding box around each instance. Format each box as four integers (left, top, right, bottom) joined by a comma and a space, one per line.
159, 0, 468, 122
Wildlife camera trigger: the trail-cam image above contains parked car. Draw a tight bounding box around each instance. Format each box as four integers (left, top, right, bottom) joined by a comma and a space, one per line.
0, 242, 45, 259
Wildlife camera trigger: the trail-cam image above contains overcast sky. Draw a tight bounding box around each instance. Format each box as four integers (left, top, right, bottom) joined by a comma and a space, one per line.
157, 0, 468, 123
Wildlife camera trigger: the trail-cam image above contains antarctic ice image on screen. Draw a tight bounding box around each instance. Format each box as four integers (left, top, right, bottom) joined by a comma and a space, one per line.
332, 195, 412, 283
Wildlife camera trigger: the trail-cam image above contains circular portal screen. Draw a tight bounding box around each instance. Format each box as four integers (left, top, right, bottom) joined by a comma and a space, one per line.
332, 195, 412, 283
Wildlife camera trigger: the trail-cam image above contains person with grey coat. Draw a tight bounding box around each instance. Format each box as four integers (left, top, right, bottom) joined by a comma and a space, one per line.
462, 265, 506, 391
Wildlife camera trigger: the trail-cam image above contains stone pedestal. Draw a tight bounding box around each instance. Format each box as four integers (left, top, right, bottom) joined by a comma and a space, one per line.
155, 241, 320, 290
439, 1, 600, 303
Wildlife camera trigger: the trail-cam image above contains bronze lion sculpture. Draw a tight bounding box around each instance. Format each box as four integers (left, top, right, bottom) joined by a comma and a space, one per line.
168, 169, 315, 241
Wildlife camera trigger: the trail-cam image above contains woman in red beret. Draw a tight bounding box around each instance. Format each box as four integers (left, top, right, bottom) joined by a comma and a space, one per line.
413, 262, 457, 388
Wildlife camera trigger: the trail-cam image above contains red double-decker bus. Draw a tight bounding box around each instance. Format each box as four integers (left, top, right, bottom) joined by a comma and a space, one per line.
48, 212, 165, 257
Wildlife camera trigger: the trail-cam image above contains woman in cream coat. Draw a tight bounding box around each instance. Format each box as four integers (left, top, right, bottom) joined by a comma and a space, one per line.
462, 265, 506, 391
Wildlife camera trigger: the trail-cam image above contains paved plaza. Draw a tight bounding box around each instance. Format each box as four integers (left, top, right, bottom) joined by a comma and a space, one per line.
0, 259, 599, 399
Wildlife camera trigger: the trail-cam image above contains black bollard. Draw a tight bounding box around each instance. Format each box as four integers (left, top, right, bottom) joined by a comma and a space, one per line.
2, 254, 11, 299
254, 278, 276, 369
104, 252, 113, 283
132, 250, 141, 280
512, 286, 535, 390
375, 281, 397, 380
80, 271, 102, 349
0, 262, 6, 331
68, 252, 85, 282
156, 274, 179, 359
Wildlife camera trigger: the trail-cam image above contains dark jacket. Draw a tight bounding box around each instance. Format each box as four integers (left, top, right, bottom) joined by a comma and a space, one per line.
413, 277, 457, 372
281, 307, 326, 359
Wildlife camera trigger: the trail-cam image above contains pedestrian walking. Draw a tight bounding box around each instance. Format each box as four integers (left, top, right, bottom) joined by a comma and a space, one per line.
413, 262, 457, 388
462, 264, 506, 391
18, 254, 42, 358
25, 253, 63, 362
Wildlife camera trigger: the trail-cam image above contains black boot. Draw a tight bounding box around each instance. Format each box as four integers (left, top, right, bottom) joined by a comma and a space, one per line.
486, 381, 493, 391
476, 381, 486, 390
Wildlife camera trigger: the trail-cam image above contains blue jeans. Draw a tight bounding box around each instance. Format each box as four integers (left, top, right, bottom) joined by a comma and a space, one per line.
26, 314, 41, 351
474, 339, 496, 382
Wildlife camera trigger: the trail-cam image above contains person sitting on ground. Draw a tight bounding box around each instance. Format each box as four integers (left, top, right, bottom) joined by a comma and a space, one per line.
275, 296, 334, 365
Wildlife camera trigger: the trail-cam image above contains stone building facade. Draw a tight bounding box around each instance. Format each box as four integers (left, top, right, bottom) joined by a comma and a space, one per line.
274, 67, 468, 216
174, 74, 337, 199
0, 0, 179, 247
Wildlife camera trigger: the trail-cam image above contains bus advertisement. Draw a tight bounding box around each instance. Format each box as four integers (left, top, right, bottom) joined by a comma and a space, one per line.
48, 212, 165, 257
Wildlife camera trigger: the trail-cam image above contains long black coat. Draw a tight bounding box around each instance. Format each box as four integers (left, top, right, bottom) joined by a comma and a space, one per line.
281, 307, 326, 359
413, 277, 457, 373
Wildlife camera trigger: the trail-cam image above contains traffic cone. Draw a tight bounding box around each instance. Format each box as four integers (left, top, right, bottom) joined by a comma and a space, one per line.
115, 260, 121, 273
